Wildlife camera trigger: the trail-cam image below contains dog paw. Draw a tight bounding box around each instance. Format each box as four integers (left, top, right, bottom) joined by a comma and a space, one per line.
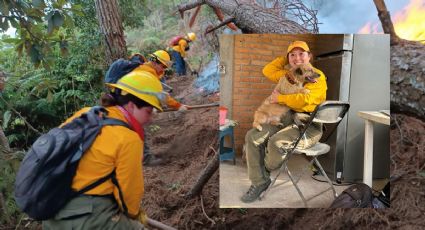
301, 89, 310, 94
256, 125, 263, 131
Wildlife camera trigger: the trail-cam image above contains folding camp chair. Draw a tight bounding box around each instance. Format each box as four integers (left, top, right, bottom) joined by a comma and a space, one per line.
260, 101, 350, 207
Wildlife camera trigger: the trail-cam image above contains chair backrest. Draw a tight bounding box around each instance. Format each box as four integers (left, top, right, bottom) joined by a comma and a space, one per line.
286, 101, 349, 153
304, 101, 350, 143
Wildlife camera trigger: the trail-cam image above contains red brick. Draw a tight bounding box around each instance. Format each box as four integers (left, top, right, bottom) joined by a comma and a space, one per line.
234, 59, 250, 65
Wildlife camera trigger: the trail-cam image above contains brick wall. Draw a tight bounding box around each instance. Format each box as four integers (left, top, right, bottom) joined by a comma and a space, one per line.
231, 34, 317, 154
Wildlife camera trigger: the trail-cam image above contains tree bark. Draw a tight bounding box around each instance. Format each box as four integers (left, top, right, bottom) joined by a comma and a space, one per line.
373, 0, 399, 45
390, 40, 425, 119
179, 0, 308, 33
370, 0, 425, 119
95, 0, 127, 65
185, 146, 219, 198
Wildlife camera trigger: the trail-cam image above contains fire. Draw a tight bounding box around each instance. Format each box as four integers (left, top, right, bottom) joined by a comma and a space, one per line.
358, 22, 382, 34
393, 0, 425, 43
358, 0, 425, 44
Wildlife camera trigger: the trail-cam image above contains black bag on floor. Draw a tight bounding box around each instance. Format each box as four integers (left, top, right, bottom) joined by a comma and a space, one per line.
376, 181, 390, 207
329, 183, 373, 208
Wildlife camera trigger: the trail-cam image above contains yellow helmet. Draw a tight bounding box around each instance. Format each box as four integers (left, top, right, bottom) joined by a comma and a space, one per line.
149, 50, 172, 68
106, 71, 164, 111
186, 32, 196, 42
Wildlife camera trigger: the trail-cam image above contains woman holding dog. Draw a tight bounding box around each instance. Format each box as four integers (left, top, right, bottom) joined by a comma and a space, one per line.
241, 41, 328, 203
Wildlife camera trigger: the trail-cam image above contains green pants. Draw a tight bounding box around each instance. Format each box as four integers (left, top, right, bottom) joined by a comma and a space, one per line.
42, 195, 144, 230
245, 120, 323, 186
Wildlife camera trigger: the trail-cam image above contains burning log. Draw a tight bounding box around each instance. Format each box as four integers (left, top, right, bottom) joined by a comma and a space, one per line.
371, 0, 425, 119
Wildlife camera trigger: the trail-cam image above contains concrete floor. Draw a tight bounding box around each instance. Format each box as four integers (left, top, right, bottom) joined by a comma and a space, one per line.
219, 154, 351, 208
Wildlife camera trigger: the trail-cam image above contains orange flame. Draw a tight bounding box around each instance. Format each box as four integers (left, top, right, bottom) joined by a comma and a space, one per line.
393, 0, 425, 43
358, 22, 382, 34
358, 0, 425, 43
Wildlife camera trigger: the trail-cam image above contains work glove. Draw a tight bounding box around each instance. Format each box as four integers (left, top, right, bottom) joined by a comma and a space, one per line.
137, 209, 148, 226
178, 105, 189, 112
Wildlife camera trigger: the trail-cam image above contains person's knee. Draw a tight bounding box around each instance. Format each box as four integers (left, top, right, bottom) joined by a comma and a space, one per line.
267, 135, 280, 152
265, 136, 287, 170
245, 128, 256, 143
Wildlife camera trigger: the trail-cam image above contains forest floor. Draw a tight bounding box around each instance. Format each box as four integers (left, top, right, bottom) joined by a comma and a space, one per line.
143, 72, 425, 229
2, 74, 423, 229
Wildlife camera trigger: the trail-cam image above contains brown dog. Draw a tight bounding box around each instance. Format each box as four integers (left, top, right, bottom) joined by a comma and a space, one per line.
253, 64, 320, 131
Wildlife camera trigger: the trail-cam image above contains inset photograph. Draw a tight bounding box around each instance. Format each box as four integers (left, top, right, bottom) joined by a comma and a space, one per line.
219, 34, 390, 208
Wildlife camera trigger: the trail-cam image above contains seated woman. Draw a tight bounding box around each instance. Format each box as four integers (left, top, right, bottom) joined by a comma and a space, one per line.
241, 41, 328, 203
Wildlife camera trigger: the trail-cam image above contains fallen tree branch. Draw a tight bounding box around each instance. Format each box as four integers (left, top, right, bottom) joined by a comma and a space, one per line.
373, 0, 399, 45
178, 0, 205, 18
205, 17, 235, 34
0, 95, 41, 135
185, 141, 219, 198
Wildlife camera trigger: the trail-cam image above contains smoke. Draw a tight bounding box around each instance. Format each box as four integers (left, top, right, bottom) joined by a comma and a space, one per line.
194, 54, 220, 94
301, 0, 411, 33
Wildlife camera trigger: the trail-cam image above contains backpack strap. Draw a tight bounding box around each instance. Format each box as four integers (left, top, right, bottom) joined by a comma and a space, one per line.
102, 118, 131, 129
76, 170, 116, 196
75, 116, 132, 214
111, 172, 129, 215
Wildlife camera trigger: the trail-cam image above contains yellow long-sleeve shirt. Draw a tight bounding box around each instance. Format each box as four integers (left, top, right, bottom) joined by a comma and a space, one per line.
133, 63, 182, 109
171, 39, 189, 57
63, 106, 143, 217
262, 56, 327, 112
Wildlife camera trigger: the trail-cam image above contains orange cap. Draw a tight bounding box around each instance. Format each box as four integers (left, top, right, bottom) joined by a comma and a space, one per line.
287, 41, 310, 53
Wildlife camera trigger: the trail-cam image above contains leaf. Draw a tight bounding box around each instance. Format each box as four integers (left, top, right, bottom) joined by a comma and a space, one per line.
0, 38, 22, 45
0, 18, 9, 31
52, 11, 64, 28
45, 11, 54, 34
57, 0, 67, 8
29, 45, 41, 64
9, 18, 18, 28
46, 90, 53, 103
74, 75, 87, 82
2, 110, 11, 129
63, 14, 74, 28
32, 0, 46, 9
0, 0, 9, 16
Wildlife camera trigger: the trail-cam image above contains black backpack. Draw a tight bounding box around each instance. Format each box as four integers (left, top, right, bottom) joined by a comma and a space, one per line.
104, 57, 145, 84
14, 106, 130, 220
329, 183, 373, 208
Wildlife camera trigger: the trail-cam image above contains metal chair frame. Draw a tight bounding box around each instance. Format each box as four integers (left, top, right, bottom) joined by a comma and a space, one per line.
260, 101, 350, 207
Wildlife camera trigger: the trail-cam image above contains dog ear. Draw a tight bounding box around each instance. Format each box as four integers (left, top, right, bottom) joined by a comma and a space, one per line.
286, 72, 296, 84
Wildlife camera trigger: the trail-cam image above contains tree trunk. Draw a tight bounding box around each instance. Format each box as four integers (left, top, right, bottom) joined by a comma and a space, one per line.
390, 40, 425, 119
94, 0, 127, 65
179, 0, 308, 33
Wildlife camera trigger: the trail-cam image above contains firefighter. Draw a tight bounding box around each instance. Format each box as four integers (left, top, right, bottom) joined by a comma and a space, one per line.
132, 50, 189, 166
169, 32, 196, 76
43, 72, 164, 229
